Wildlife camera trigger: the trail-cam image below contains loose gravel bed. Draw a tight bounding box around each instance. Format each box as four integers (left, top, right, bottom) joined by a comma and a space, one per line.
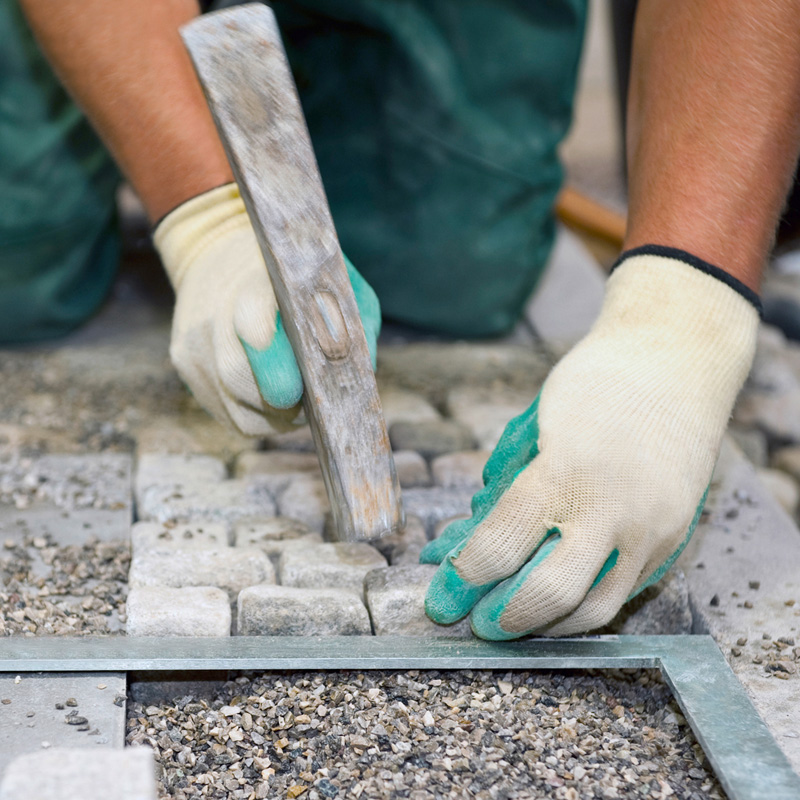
127, 668, 723, 800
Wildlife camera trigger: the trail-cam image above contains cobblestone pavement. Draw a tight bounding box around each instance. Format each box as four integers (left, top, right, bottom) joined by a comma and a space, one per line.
127, 669, 722, 800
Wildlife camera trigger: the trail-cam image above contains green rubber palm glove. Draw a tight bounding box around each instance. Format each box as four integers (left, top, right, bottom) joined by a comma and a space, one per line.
422, 248, 760, 638
154, 183, 380, 434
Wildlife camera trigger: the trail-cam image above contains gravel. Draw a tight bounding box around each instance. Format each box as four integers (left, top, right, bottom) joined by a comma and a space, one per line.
126, 668, 722, 800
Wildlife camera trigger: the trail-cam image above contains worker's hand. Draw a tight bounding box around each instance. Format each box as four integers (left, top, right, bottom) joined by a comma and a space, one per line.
422, 248, 759, 637
154, 183, 381, 435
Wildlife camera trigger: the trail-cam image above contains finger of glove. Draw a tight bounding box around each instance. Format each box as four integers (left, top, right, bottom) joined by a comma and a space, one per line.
419, 518, 473, 565
470, 528, 615, 640
344, 254, 381, 369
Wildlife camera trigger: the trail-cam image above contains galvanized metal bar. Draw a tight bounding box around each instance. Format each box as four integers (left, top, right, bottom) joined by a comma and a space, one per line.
1, 635, 797, 800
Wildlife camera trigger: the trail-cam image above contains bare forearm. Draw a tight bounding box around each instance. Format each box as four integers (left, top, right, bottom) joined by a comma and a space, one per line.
18, 0, 232, 222
624, 0, 800, 291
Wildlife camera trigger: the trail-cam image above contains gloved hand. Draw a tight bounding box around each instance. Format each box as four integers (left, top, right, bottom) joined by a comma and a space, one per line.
154, 183, 381, 435
422, 247, 759, 638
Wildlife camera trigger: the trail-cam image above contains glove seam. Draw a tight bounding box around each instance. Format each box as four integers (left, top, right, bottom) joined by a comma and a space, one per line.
610, 244, 763, 317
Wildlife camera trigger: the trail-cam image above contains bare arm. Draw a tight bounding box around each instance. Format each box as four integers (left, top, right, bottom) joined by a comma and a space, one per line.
18, 0, 233, 222
624, 0, 800, 292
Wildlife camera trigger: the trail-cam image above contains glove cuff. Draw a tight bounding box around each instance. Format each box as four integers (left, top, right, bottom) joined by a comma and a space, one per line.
611, 244, 762, 317
153, 183, 250, 290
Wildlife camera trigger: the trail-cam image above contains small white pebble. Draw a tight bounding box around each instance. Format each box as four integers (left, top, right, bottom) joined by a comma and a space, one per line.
422, 710, 435, 727
41, 741, 51, 749
14, 676, 21, 684
97, 684, 106, 690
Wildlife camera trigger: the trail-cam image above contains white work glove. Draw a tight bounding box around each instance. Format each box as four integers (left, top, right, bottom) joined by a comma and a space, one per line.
154, 183, 380, 435
422, 247, 759, 637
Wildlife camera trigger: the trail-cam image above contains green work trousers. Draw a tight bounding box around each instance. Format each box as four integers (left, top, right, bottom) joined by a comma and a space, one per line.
0, 0, 586, 342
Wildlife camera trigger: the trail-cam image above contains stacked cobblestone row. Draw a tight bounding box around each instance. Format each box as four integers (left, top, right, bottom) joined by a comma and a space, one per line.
127, 373, 545, 638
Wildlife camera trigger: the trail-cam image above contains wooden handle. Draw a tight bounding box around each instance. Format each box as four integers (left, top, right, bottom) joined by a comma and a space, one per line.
181, 4, 403, 542
555, 187, 627, 249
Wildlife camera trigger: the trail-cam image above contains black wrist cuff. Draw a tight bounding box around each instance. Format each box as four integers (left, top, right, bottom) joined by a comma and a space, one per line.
610, 244, 763, 316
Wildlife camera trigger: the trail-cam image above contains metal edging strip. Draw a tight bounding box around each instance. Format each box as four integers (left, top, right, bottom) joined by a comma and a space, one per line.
1, 634, 797, 800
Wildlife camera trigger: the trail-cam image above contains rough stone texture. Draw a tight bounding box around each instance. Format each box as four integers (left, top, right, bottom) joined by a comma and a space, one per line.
445, 385, 533, 450
0, 747, 157, 800
605, 570, 693, 635
365, 565, 472, 636
233, 516, 322, 561
392, 450, 431, 488
371, 515, 428, 566
135, 453, 225, 498
402, 487, 473, 536
279, 542, 387, 598
756, 467, 800, 515
260, 426, 316, 452
126, 586, 231, 636
237, 585, 371, 636
234, 451, 321, 495
431, 450, 490, 490
276, 475, 330, 534
388, 419, 475, 459
129, 547, 274, 599
131, 520, 229, 555
378, 387, 440, 428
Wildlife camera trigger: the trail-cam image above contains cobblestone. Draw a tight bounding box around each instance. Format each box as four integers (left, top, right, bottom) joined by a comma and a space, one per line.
237, 585, 371, 636
276, 476, 330, 534
388, 419, 475, 458
392, 450, 431, 488
279, 542, 387, 598
401, 487, 473, 536
126, 586, 231, 636
445, 386, 533, 450
431, 450, 490, 490
378, 386, 440, 428
366, 565, 473, 636
129, 547, 274, 599
131, 520, 229, 555
233, 517, 322, 562
371, 515, 428, 566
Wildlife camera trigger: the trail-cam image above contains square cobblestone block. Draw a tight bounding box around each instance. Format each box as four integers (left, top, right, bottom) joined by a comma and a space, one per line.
233, 517, 323, 561
365, 565, 473, 636
0, 747, 157, 800
446, 386, 533, 450
126, 586, 231, 636
378, 387, 440, 428
136, 454, 226, 498
233, 451, 322, 496
402, 487, 473, 536
237, 585, 371, 635
279, 542, 387, 598
276, 476, 330, 534
389, 420, 475, 458
260, 426, 316, 452
131, 521, 229, 556
372, 515, 428, 566
431, 450, 491, 490
392, 450, 431, 488
129, 548, 275, 599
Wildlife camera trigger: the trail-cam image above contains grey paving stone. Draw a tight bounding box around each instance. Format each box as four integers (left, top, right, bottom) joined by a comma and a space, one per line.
126, 586, 231, 637
276, 475, 330, 534
260, 426, 316, 452
756, 467, 799, 515
445, 386, 533, 450
237, 585, 371, 636
365, 565, 473, 636
372, 515, 428, 566
279, 542, 387, 598
0, 747, 157, 800
137, 479, 276, 528
136, 454, 226, 498
131, 521, 229, 556
389, 420, 475, 459
129, 548, 274, 599
233, 517, 323, 561
392, 450, 431, 488
431, 450, 491, 490
606, 570, 693, 635
402, 488, 474, 536
729, 424, 768, 467
233, 451, 322, 496
379, 387, 441, 428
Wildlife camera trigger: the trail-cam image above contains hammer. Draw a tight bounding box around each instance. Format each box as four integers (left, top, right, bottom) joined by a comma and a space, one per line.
181, 4, 403, 543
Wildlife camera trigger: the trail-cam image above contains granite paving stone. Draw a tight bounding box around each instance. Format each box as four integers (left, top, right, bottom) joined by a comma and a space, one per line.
378, 386, 441, 428
233, 516, 323, 562
234, 451, 322, 496
401, 487, 474, 536
129, 547, 274, 599
0, 748, 157, 800
431, 450, 491, 490
279, 542, 387, 598
605, 570, 693, 635
126, 586, 231, 636
365, 565, 472, 636
237, 585, 371, 636
135, 453, 226, 500
445, 385, 533, 450
130, 520, 229, 556
388, 419, 475, 459
371, 514, 428, 566
391, 450, 431, 488
276, 475, 330, 534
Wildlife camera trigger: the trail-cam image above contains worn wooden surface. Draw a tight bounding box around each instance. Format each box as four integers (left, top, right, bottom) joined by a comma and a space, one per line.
181, 4, 402, 542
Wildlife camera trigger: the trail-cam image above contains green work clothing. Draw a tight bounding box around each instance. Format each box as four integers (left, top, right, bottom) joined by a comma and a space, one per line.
0, 0, 586, 341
